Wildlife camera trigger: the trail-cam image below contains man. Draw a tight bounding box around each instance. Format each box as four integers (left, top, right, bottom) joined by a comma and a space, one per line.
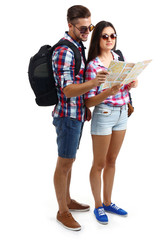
52, 5, 107, 231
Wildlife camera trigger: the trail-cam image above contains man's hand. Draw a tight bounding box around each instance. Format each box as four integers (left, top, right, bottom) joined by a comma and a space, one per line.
92, 70, 109, 87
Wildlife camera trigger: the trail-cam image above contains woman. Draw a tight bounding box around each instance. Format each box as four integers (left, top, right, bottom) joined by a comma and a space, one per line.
85, 21, 138, 224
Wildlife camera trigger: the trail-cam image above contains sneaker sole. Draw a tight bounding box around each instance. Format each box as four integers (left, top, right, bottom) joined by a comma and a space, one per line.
57, 219, 81, 231
96, 219, 108, 225
105, 210, 128, 217
69, 207, 90, 212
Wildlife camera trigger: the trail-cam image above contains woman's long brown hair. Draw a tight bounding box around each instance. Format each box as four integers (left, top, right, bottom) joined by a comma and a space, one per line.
87, 21, 117, 63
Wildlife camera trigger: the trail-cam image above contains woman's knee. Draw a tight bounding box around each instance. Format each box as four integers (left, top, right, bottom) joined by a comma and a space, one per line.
106, 155, 117, 168
92, 158, 106, 171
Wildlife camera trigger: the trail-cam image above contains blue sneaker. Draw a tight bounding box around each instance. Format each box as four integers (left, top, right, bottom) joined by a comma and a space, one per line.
103, 203, 128, 216
94, 207, 108, 224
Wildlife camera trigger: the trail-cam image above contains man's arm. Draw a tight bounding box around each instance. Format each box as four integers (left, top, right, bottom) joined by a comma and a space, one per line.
63, 71, 108, 98
53, 47, 108, 98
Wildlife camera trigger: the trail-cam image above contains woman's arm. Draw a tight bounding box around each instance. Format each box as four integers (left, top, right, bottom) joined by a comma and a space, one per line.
85, 84, 122, 108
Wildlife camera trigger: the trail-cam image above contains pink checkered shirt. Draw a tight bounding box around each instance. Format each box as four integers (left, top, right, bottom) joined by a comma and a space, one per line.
84, 51, 130, 106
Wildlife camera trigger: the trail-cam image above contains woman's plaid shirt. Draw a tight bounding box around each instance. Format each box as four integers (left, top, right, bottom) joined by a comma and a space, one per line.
52, 32, 86, 122
84, 52, 130, 106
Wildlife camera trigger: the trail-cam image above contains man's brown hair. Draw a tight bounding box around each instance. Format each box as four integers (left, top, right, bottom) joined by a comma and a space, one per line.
67, 5, 91, 24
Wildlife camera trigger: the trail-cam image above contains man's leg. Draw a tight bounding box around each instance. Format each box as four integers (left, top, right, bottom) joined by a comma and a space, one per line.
65, 162, 90, 212
54, 156, 81, 231
53, 117, 89, 230
66, 168, 72, 205
54, 156, 74, 213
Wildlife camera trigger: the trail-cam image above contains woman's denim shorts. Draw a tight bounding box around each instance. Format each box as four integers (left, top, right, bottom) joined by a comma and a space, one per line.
53, 117, 83, 159
91, 104, 128, 135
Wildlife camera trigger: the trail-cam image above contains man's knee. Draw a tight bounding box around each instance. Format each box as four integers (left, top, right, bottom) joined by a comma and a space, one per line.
56, 156, 75, 175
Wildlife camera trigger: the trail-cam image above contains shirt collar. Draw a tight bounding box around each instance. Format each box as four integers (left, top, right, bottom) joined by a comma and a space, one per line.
64, 32, 82, 48
94, 50, 120, 67
94, 57, 104, 67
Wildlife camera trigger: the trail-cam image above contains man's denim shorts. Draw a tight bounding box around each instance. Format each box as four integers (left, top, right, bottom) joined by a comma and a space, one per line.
91, 104, 128, 135
53, 117, 83, 159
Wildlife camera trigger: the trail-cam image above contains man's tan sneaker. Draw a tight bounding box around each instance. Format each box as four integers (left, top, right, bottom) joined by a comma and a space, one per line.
57, 211, 81, 231
68, 199, 90, 212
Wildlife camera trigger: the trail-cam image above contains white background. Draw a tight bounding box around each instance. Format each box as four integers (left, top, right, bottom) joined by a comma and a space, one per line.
1, 0, 160, 239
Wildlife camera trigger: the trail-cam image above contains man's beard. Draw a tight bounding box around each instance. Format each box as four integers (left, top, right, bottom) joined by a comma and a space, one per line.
72, 29, 88, 42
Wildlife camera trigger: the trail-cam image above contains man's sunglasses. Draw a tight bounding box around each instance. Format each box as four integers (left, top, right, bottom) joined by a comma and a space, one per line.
101, 33, 117, 40
73, 24, 94, 34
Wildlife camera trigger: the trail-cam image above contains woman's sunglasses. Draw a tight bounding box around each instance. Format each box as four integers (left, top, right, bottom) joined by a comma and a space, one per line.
73, 24, 94, 34
101, 33, 117, 40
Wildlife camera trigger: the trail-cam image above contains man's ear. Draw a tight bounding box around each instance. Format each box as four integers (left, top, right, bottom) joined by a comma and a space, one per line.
68, 22, 72, 30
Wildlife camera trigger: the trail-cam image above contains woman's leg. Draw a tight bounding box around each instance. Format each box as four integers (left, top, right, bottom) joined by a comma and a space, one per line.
103, 130, 126, 206
90, 134, 111, 208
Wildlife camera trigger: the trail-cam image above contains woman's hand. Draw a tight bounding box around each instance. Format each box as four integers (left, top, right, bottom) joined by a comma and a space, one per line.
85, 107, 92, 121
127, 79, 138, 90
109, 84, 122, 96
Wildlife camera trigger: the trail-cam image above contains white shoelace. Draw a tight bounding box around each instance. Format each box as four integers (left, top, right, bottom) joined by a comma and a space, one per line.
111, 203, 120, 210
98, 208, 106, 216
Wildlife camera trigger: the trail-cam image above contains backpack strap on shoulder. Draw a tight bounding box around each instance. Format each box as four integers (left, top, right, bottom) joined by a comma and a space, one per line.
53, 40, 81, 76
114, 49, 124, 62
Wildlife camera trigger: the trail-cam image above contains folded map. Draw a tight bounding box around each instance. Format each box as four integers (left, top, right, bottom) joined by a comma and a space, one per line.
99, 59, 152, 90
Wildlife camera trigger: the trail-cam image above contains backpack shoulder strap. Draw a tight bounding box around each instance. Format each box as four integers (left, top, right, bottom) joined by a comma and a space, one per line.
53, 40, 81, 76
114, 49, 124, 62
114, 50, 133, 109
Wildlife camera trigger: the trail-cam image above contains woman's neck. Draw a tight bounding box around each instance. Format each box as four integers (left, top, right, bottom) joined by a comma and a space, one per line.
98, 50, 113, 68
99, 50, 112, 60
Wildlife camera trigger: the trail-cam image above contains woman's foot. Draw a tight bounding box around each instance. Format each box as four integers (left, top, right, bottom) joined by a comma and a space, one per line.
94, 207, 108, 224
103, 203, 128, 216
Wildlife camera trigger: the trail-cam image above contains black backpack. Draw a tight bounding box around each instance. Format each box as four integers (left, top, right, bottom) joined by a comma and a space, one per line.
28, 40, 82, 106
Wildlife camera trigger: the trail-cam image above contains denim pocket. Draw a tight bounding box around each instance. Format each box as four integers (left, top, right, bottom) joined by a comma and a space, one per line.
53, 117, 60, 127
94, 106, 112, 116
66, 117, 82, 132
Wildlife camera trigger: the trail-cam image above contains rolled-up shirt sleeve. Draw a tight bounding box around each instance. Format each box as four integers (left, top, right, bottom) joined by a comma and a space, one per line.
84, 63, 98, 99
52, 46, 75, 89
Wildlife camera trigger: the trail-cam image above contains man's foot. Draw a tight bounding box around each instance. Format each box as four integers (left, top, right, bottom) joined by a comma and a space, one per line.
94, 207, 108, 224
57, 211, 81, 231
103, 203, 128, 216
68, 199, 90, 212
